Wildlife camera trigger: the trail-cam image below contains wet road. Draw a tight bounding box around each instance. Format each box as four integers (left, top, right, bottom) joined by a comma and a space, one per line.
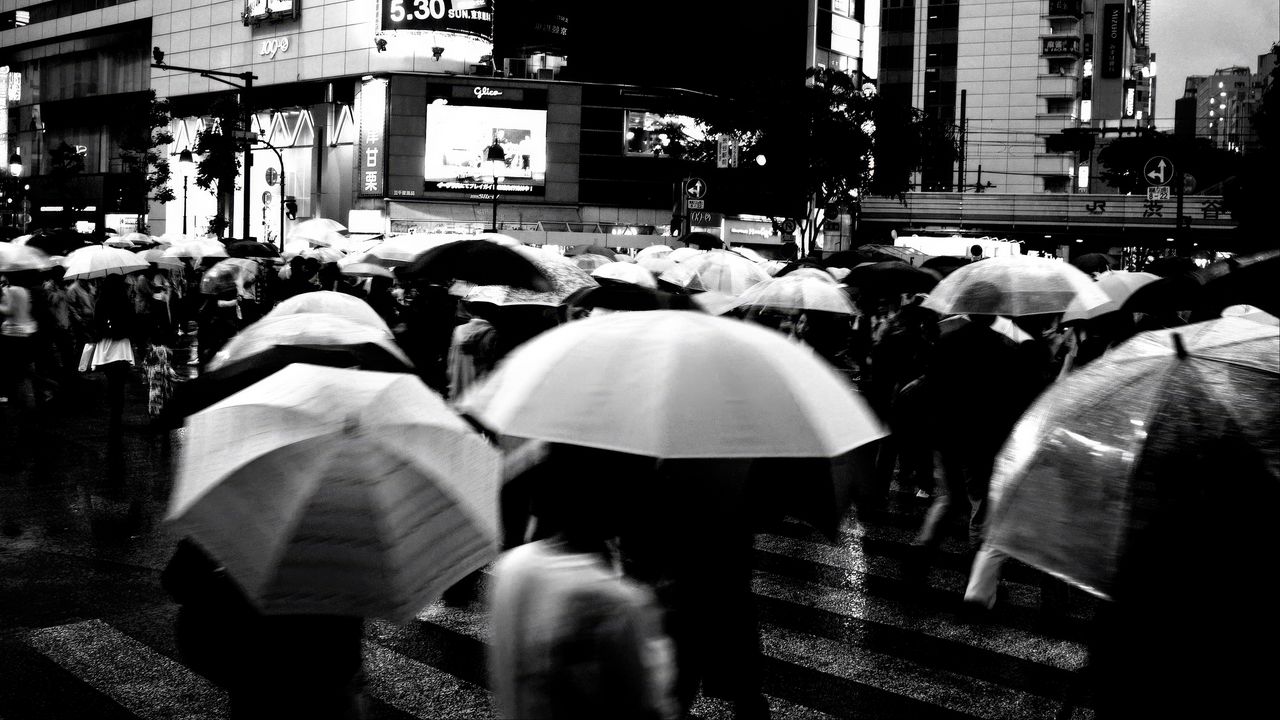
0, 369, 1096, 719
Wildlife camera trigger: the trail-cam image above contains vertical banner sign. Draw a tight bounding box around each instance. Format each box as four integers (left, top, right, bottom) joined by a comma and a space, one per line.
356, 77, 388, 198
1101, 4, 1124, 79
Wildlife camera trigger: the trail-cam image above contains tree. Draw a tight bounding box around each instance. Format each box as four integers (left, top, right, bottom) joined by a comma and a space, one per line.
118, 89, 175, 231
193, 94, 244, 238
1222, 43, 1280, 252
1096, 133, 1239, 195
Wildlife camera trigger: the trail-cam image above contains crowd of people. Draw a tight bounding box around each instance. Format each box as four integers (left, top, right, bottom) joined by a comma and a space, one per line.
2, 233, 1272, 720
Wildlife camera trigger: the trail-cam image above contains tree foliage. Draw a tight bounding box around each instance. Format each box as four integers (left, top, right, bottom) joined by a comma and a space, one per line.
1222, 43, 1280, 252
1097, 133, 1240, 195
118, 89, 176, 206
193, 94, 244, 237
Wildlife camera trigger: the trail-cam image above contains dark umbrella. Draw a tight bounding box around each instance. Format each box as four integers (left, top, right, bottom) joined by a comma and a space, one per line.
228, 240, 281, 258
1070, 252, 1117, 276
856, 243, 933, 265
403, 239, 553, 291
820, 249, 877, 269
920, 255, 971, 277
563, 283, 701, 313
161, 342, 414, 426
26, 228, 92, 257
1124, 249, 1280, 319
846, 261, 941, 295
564, 244, 617, 260
679, 231, 725, 250
773, 259, 827, 278
1143, 255, 1198, 278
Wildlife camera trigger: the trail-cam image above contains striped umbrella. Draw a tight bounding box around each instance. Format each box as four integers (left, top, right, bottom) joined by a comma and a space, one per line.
924, 255, 1109, 317
734, 275, 857, 315
679, 249, 771, 295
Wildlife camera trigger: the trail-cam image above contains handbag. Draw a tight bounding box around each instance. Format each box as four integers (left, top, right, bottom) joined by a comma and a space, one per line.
78, 342, 98, 373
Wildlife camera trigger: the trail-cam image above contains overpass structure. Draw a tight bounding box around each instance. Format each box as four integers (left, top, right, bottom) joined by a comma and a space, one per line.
858, 193, 1237, 251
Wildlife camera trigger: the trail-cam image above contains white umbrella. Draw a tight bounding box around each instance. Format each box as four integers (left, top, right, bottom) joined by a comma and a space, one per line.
267, 290, 393, 336
164, 238, 229, 262
733, 275, 856, 315
457, 310, 886, 459
210, 312, 408, 371
680, 249, 771, 295
367, 235, 456, 267
591, 262, 658, 289
635, 244, 674, 261
301, 246, 345, 264
465, 246, 597, 307
168, 364, 501, 623
61, 246, 148, 279
0, 243, 53, 272
923, 255, 1110, 317
761, 260, 788, 276
730, 246, 767, 264
657, 263, 707, 293
668, 247, 704, 264
11, 234, 34, 246
638, 257, 678, 276
341, 262, 394, 280
1062, 270, 1161, 322
282, 238, 310, 260
779, 267, 839, 284
288, 218, 349, 248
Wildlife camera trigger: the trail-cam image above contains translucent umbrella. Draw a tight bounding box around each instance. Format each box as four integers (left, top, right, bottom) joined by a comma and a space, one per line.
572, 253, 612, 273
341, 262, 394, 279
463, 247, 597, 307
923, 255, 1109, 317
779, 267, 840, 285
657, 264, 707, 293
668, 247, 705, 264
591, 261, 658, 289
761, 260, 788, 276
638, 257, 677, 276
635, 244, 674, 261
679, 249, 771, 295
301, 246, 345, 264
288, 218, 348, 247
732, 275, 856, 315
366, 235, 456, 267
164, 238, 229, 262
1062, 270, 1161, 322
983, 317, 1279, 600
457, 310, 886, 459
729, 246, 767, 263
168, 364, 501, 623
200, 258, 260, 297
267, 290, 392, 335
209, 312, 409, 371
0, 242, 53, 273
61, 246, 148, 279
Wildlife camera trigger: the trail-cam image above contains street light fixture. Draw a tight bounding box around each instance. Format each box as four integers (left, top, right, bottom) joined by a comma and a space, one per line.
486, 139, 505, 232
8, 151, 22, 177
177, 147, 194, 234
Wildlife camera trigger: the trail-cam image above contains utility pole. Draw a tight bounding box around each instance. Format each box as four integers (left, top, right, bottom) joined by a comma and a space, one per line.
958, 89, 967, 192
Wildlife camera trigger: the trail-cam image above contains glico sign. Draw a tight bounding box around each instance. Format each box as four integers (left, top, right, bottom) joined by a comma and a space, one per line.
379, 0, 493, 42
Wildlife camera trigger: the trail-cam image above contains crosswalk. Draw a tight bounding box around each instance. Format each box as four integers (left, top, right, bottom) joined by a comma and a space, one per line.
1, 497, 1096, 720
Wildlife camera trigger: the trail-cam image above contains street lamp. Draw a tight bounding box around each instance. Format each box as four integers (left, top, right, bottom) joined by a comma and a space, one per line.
486, 139, 505, 232
8, 151, 22, 177
252, 137, 287, 252
177, 147, 194, 234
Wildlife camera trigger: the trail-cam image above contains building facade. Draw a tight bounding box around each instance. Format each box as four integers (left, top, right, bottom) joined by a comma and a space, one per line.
1176, 52, 1275, 156
877, 0, 1154, 194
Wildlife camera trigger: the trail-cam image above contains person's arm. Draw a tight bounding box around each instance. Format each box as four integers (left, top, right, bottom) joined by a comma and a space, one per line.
598, 592, 679, 720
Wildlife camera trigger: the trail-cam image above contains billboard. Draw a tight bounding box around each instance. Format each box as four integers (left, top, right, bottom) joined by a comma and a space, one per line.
357, 78, 389, 198
242, 0, 299, 26
1100, 4, 1124, 79
379, 0, 493, 41
424, 103, 546, 196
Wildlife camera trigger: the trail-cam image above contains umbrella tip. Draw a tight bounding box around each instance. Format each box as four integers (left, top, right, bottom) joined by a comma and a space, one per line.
1171, 332, 1188, 360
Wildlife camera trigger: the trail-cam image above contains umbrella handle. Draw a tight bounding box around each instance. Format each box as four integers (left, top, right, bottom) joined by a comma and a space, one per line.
1171, 332, 1188, 360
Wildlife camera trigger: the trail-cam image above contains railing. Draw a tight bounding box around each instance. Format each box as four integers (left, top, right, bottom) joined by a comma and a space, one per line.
860, 192, 1236, 232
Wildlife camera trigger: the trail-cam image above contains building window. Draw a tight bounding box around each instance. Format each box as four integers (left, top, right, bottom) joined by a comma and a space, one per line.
1046, 97, 1075, 115
1043, 176, 1070, 193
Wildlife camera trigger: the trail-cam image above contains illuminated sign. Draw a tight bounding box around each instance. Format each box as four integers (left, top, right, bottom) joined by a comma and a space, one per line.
380, 0, 493, 42
357, 78, 389, 197
243, 0, 299, 26
450, 85, 525, 102
624, 111, 702, 157
1100, 4, 1124, 79
1042, 37, 1080, 56
423, 104, 546, 196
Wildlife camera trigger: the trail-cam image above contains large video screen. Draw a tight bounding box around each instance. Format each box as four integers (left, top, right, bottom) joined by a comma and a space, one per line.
424, 104, 547, 195
242, 0, 298, 26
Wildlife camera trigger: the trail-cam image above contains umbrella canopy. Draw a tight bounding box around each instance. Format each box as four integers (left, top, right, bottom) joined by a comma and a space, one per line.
778, 267, 839, 284
667, 247, 705, 264
638, 257, 677, 276
404, 239, 554, 292
25, 229, 93, 256
1122, 250, 1280, 320
228, 240, 281, 258
983, 317, 1279, 601
210, 312, 409, 371
730, 246, 768, 264
1063, 270, 1161, 322
464, 247, 597, 307
61, 246, 148, 279
1071, 252, 1117, 276
635, 244, 674, 261
288, 218, 349, 247
267, 290, 393, 335
301, 246, 345, 264
168, 364, 501, 623
760, 260, 788, 276
733, 275, 857, 315
924, 255, 1109, 317
591, 262, 658, 289
920, 255, 971, 278
0, 242, 53, 273
341, 262, 394, 279
563, 284, 701, 313
200, 258, 260, 297
141, 248, 186, 270
282, 238, 311, 260
679, 231, 724, 250
164, 238, 229, 261
657, 263, 707, 293
564, 244, 617, 260
571, 253, 612, 272
827, 267, 851, 282
680, 249, 771, 295
365, 235, 454, 267
855, 243, 933, 265
846, 261, 940, 296
457, 310, 886, 459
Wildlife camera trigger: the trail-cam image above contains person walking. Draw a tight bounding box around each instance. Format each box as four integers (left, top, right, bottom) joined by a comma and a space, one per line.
90, 275, 139, 442
1, 271, 42, 410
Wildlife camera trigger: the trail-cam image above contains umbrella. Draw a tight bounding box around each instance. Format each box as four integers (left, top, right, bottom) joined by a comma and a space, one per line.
846, 261, 940, 296
679, 231, 724, 250
564, 244, 617, 260
341, 262, 394, 280
282, 238, 311, 260
572, 253, 612, 273
855, 243, 933, 265
613, 253, 637, 264
923, 255, 1109, 317
591, 262, 658, 289
680, 249, 771, 295
463, 247, 597, 307
668, 247, 705, 264
982, 317, 1279, 601
1221, 304, 1279, 327
164, 238, 229, 261
200, 258, 260, 297
730, 246, 768, 264
732, 275, 857, 316
301, 246, 345, 264
635, 244, 674, 261
1071, 252, 1117, 276
760, 260, 788, 276
209, 312, 410, 371
167, 364, 501, 623
404, 239, 554, 292
657, 263, 707, 293
1062, 270, 1161, 322
163, 342, 416, 423
0, 243, 53, 273
920, 255, 971, 277
777, 267, 839, 285
104, 237, 140, 249
562, 284, 701, 313
1122, 250, 1280, 320
141, 248, 186, 271
827, 267, 851, 282
267, 290, 393, 335
638, 257, 677, 276
61, 246, 149, 280
228, 240, 281, 258
288, 218, 349, 247
365, 235, 454, 267
25, 229, 93, 256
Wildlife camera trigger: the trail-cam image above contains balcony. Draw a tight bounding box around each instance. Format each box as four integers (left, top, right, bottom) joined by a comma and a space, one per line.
1042, 36, 1082, 58
1038, 75, 1078, 97
1035, 154, 1075, 176
1036, 114, 1076, 134
1046, 0, 1083, 19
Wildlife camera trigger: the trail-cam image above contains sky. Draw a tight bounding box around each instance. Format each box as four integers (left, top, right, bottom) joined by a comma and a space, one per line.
1150, 0, 1279, 129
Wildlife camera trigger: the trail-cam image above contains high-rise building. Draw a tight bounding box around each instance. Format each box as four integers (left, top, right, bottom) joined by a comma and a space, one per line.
1176, 52, 1274, 155
877, 0, 1155, 194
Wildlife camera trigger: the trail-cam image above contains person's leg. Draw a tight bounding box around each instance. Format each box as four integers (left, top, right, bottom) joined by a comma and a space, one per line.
963, 544, 1007, 610
963, 451, 996, 554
